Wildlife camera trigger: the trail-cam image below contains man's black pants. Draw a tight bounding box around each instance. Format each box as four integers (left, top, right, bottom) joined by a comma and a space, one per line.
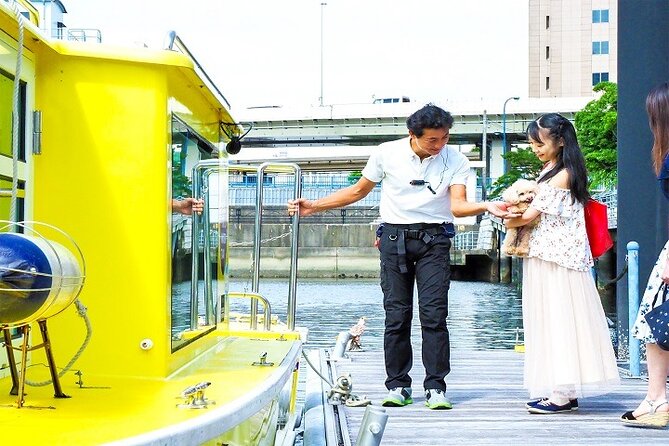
378, 223, 451, 392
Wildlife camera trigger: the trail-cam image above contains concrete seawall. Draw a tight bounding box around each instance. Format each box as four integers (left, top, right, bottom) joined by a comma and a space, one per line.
229, 223, 381, 278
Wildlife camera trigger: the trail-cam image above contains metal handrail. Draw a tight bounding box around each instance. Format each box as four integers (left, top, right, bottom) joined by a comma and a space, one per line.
164, 30, 231, 109
190, 160, 302, 331
227, 292, 272, 331
253, 162, 302, 330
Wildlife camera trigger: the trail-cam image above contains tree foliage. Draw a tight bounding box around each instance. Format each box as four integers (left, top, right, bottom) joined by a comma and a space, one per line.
574, 82, 618, 189
488, 148, 543, 199
347, 170, 362, 184
489, 82, 618, 198
172, 170, 192, 198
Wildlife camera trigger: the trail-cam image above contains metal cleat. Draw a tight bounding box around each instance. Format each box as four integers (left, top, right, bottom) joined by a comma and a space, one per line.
252, 352, 274, 367
177, 381, 215, 409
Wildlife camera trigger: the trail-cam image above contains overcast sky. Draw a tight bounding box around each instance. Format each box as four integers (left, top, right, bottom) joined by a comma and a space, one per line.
57, 0, 529, 110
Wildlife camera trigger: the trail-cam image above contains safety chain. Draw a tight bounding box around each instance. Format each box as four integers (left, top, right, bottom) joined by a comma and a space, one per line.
596, 255, 628, 289
228, 229, 293, 247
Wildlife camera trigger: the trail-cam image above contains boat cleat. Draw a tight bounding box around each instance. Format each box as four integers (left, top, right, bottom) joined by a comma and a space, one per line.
252, 352, 275, 367
177, 381, 215, 409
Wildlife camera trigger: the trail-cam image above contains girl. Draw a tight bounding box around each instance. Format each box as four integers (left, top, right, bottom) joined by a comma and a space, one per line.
506, 113, 620, 414
621, 83, 669, 428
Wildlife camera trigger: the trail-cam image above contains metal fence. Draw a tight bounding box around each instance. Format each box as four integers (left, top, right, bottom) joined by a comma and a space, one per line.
229, 173, 484, 207
453, 231, 479, 250
592, 190, 617, 228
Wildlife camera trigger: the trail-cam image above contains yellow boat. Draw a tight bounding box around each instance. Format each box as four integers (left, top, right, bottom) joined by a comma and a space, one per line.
0, 1, 304, 444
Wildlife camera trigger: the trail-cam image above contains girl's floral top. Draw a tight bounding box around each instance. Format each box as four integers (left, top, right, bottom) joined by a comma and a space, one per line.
528, 182, 593, 271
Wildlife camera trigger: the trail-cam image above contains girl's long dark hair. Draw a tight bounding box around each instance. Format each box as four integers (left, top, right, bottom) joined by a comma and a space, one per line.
646, 82, 669, 175
526, 113, 590, 205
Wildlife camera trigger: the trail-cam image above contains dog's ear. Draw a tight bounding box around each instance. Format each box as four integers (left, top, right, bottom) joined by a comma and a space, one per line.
502, 187, 519, 204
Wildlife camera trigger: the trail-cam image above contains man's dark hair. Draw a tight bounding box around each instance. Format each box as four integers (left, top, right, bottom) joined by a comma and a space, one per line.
406, 104, 454, 137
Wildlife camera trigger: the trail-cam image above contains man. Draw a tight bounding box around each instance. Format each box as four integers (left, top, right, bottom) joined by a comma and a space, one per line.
287, 104, 510, 409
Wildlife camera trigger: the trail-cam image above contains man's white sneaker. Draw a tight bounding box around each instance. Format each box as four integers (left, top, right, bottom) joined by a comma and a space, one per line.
425, 388, 452, 410
381, 387, 413, 407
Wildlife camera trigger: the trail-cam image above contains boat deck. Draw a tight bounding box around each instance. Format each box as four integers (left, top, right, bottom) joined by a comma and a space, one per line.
0, 334, 301, 445
333, 349, 666, 445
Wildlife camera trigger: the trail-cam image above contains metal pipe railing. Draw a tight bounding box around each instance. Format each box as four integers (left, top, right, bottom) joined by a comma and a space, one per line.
190, 160, 301, 331
191, 159, 226, 330
251, 162, 301, 330
202, 169, 215, 326
627, 241, 641, 377
227, 292, 272, 331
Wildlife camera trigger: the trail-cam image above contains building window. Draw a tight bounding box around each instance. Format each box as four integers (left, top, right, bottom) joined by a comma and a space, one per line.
545, 46, 550, 59
592, 72, 610, 86
593, 9, 609, 23
545, 15, 550, 29
592, 41, 609, 55
545, 76, 550, 90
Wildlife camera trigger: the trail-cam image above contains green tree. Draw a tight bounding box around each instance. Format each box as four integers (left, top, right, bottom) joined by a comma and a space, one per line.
172, 170, 192, 198
488, 148, 543, 198
347, 170, 362, 184
575, 81, 617, 189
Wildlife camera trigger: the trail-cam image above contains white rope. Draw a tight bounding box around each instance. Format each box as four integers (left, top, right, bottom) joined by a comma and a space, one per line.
26, 299, 92, 387
9, 1, 25, 230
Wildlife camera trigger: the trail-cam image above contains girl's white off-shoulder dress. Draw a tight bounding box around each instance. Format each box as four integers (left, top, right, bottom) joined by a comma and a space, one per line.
522, 182, 620, 398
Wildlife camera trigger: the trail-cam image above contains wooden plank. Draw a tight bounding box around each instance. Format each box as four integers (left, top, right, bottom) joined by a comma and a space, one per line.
333, 349, 666, 444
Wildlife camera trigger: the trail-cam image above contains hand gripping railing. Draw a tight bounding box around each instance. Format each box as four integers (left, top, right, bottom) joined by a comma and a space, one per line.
190, 160, 301, 331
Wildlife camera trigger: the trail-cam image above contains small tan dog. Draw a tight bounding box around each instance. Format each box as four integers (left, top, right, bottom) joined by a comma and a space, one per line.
501, 179, 540, 257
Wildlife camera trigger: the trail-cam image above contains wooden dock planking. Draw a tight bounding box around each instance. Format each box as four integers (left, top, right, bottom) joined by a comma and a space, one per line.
334, 349, 666, 445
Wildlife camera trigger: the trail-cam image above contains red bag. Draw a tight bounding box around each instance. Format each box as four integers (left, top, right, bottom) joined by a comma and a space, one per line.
584, 199, 613, 258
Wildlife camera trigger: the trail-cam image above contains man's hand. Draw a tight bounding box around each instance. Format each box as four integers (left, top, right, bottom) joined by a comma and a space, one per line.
174, 197, 204, 216
287, 198, 317, 217
486, 201, 520, 219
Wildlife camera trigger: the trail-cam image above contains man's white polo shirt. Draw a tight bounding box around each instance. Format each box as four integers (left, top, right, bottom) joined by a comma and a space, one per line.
361, 136, 470, 224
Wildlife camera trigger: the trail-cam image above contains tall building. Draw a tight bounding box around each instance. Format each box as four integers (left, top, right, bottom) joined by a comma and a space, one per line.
529, 0, 617, 97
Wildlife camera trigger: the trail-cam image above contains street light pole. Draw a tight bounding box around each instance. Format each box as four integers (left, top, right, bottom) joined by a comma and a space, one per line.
481, 110, 488, 201
502, 96, 520, 173
319, 2, 327, 107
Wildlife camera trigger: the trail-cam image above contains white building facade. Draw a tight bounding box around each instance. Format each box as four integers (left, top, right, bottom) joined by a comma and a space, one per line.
529, 0, 617, 97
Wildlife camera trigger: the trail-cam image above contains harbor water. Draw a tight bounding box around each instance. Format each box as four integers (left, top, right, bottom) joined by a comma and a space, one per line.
175, 278, 617, 351
228, 279, 525, 351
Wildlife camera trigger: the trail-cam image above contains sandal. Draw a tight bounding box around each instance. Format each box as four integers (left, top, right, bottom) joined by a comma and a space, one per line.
621, 399, 669, 429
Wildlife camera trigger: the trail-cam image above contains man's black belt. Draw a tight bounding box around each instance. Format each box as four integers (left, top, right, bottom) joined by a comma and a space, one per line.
380, 222, 455, 273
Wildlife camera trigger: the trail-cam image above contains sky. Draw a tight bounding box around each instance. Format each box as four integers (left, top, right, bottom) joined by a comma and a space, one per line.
56, 0, 529, 110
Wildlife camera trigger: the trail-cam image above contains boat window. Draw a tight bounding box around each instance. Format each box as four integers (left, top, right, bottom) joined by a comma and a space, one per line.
0, 176, 24, 227
0, 68, 27, 161
170, 116, 223, 351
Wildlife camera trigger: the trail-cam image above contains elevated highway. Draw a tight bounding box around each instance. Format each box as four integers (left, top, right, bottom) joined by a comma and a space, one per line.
232, 97, 591, 176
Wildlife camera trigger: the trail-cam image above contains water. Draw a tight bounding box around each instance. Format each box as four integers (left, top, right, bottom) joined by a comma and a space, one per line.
228, 278, 524, 351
